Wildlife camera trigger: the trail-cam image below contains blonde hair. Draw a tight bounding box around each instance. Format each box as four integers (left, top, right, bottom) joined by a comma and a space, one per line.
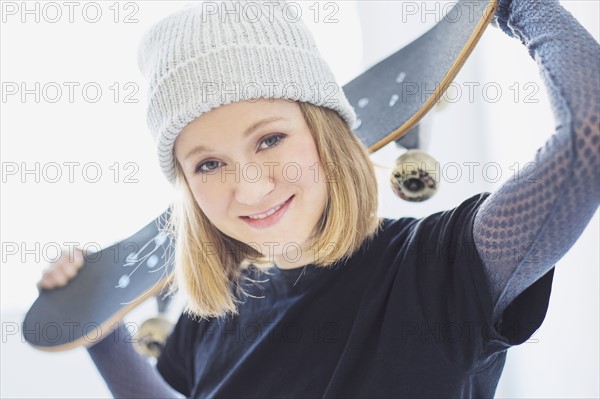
163, 101, 381, 320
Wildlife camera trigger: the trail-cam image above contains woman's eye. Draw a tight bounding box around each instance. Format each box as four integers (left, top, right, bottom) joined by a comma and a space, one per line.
194, 160, 222, 174
258, 134, 286, 150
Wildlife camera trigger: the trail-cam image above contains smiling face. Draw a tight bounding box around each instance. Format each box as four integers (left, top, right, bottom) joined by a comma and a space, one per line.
174, 99, 328, 269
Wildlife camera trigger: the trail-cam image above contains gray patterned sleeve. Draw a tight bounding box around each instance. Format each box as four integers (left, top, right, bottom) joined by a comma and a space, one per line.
86, 323, 183, 398
474, 0, 600, 321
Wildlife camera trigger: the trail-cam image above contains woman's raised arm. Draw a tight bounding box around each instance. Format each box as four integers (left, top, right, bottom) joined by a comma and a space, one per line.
474, 0, 600, 320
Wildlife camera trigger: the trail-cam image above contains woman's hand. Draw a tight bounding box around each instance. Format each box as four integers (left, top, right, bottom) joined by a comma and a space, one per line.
36, 247, 84, 290
493, 0, 561, 39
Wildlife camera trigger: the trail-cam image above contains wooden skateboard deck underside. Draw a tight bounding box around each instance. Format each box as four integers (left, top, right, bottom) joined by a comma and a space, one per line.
346, 0, 497, 150
23, 211, 174, 350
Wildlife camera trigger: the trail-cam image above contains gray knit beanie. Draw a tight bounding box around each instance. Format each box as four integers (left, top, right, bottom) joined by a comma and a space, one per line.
137, 0, 357, 184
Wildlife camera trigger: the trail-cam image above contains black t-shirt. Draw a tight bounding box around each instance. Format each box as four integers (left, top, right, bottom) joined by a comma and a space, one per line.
156, 193, 555, 398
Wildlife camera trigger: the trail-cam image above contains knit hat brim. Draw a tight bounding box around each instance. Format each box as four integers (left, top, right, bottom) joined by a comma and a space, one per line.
151, 45, 356, 184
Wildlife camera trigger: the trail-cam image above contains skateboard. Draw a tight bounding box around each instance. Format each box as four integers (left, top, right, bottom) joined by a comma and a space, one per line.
345, 0, 497, 201
23, 210, 176, 354
22, 0, 497, 354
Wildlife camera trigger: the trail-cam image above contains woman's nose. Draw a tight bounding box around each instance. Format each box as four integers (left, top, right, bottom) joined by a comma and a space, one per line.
233, 161, 276, 206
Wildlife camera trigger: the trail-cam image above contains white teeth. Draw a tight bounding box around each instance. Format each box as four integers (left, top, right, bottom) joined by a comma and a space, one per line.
247, 203, 283, 220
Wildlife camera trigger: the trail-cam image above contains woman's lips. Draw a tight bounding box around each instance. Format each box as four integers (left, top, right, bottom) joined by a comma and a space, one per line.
240, 196, 294, 229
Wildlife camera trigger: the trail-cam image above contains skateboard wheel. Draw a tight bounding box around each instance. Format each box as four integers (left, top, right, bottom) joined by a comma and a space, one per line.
390, 150, 439, 202
133, 316, 174, 358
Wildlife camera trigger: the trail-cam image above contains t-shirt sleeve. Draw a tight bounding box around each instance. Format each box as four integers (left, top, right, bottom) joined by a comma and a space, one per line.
391, 192, 555, 367
156, 312, 199, 396
460, 194, 555, 352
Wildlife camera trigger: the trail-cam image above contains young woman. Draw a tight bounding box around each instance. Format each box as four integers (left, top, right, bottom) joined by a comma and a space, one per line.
38, 0, 599, 397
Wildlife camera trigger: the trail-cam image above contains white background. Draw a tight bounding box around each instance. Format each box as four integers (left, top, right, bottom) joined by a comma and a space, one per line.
1, 1, 598, 397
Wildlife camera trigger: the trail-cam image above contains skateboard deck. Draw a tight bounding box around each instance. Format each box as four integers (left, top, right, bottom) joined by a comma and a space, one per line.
23, 210, 175, 351
347, 0, 497, 150
23, 0, 497, 352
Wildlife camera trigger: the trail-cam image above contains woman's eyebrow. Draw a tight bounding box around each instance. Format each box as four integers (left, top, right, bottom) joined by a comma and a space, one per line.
242, 116, 286, 138
184, 116, 286, 160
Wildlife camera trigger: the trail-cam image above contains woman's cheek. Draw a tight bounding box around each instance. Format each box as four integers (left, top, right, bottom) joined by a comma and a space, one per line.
284, 141, 322, 184
302, 155, 327, 187
191, 180, 226, 219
